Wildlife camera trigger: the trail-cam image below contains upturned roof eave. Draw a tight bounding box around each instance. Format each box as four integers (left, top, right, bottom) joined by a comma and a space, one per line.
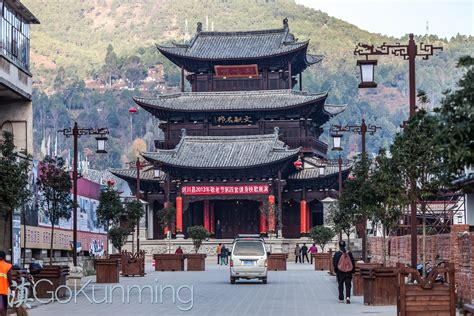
132, 92, 328, 114
141, 148, 300, 170
156, 41, 310, 64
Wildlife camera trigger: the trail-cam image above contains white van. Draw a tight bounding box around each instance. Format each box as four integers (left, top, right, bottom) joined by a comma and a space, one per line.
229, 235, 268, 284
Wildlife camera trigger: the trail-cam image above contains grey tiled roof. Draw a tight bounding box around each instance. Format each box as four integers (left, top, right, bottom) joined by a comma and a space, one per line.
134, 90, 328, 112
288, 156, 352, 180
142, 131, 299, 169
109, 165, 167, 182
157, 21, 321, 62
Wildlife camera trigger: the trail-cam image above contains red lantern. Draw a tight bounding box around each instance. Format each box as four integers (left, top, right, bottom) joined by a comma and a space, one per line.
128, 106, 138, 114
293, 157, 303, 170
107, 179, 116, 187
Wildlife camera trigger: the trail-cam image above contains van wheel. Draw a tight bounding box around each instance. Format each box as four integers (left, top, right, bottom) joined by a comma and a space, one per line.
230, 277, 236, 284
262, 278, 267, 284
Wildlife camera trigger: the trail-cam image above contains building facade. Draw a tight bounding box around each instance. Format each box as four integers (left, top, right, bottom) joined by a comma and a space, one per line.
112, 19, 350, 241
0, 0, 39, 261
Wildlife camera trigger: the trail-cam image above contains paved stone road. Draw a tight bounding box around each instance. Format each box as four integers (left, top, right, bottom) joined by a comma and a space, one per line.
30, 261, 395, 316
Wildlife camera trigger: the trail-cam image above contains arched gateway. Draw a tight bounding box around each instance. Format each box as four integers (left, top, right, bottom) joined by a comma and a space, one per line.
111, 19, 351, 241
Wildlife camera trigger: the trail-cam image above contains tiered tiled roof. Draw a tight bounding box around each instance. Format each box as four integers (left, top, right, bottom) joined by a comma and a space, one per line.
134, 90, 328, 112
142, 129, 299, 169
156, 19, 322, 73
288, 156, 352, 180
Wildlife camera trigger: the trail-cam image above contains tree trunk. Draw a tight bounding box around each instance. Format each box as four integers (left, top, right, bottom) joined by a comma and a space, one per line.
422, 203, 426, 278
50, 223, 55, 265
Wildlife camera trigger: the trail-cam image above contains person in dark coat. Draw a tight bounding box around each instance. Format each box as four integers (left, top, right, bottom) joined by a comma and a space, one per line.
216, 220, 222, 239
300, 243, 309, 263
333, 241, 356, 304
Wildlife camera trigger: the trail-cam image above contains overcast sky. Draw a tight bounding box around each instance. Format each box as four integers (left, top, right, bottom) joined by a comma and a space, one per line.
295, 0, 473, 38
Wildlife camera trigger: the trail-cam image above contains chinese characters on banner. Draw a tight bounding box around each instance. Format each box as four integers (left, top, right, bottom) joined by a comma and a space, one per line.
214, 64, 259, 78
182, 184, 270, 195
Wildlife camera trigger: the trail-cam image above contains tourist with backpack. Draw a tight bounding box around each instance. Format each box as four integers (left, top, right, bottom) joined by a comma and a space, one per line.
333, 241, 355, 304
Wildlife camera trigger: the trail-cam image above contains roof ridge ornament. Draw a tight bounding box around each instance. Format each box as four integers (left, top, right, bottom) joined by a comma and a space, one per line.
283, 18, 288, 29
197, 22, 203, 33
274, 127, 280, 138
181, 128, 187, 138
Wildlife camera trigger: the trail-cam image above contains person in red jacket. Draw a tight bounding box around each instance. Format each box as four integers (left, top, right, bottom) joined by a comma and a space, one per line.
175, 246, 184, 254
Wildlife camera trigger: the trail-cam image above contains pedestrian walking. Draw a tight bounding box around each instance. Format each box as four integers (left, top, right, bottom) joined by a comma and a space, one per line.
333, 241, 355, 304
308, 243, 318, 264
220, 245, 228, 265
300, 243, 309, 263
294, 244, 301, 263
0, 251, 12, 316
216, 243, 222, 264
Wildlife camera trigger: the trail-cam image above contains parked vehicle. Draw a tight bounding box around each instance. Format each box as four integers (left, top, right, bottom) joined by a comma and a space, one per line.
230, 234, 268, 284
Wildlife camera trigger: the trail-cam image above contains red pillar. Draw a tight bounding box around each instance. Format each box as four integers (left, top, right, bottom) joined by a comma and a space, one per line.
306, 203, 311, 232
210, 202, 215, 234
268, 195, 275, 232
259, 202, 267, 234
176, 196, 183, 233
203, 200, 210, 232
300, 200, 307, 234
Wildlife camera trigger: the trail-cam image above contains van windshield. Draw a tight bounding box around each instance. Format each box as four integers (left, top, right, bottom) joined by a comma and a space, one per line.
233, 241, 265, 256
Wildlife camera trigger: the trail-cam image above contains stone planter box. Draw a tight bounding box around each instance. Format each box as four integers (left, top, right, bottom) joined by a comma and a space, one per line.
268, 253, 288, 271
313, 253, 331, 271
353, 263, 383, 296
186, 254, 207, 271
398, 263, 455, 316
153, 254, 185, 271
109, 253, 122, 272
95, 258, 120, 283
33, 265, 69, 298
121, 251, 145, 277
362, 266, 398, 306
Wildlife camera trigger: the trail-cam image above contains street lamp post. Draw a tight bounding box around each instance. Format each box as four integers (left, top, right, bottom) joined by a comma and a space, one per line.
58, 122, 109, 267
330, 119, 380, 261
354, 34, 442, 268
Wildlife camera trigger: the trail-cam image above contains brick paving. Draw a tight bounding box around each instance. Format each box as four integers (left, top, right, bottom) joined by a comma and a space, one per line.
30, 261, 396, 316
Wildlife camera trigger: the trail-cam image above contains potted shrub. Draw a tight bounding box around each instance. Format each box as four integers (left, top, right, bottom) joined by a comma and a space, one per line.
35, 157, 72, 297
309, 226, 335, 271
153, 203, 185, 271
120, 200, 145, 276
186, 225, 209, 271
96, 185, 126, 282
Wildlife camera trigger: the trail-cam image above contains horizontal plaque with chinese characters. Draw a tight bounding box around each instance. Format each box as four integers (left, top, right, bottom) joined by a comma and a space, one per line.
182, 184, 269, 196
214, 64, 259, 78
212, 114, 255, 125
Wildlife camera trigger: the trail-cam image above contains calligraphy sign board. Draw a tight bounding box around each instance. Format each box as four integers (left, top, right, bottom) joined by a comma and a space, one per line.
212, 114, 255, 125
214, 64, 259, 78
182, 184, 269, 196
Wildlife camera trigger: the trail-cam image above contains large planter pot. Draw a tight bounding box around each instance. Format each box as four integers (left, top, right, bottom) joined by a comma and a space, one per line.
153, 254, 185, 272
95, 258, 120, 283
109, 253, 122, 272
33, 265, 69, 299
353, 263, 383, 296
397, 263, 455, 316
268, 253, 288, 271
313, 253, 331, 271
186, 254, 207, 271
362, 266, 398, 306
121, 251, 145, 277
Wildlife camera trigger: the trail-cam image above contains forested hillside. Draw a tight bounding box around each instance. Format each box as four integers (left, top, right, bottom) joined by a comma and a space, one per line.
24, 0, 474, 169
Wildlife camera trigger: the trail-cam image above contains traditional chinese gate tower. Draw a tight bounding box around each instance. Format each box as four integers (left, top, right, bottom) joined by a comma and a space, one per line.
112, 19, 349, 240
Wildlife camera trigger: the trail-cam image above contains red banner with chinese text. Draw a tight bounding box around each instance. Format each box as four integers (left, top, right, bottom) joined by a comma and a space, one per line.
214, 64, 259, 78
182, 184, 269, 195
